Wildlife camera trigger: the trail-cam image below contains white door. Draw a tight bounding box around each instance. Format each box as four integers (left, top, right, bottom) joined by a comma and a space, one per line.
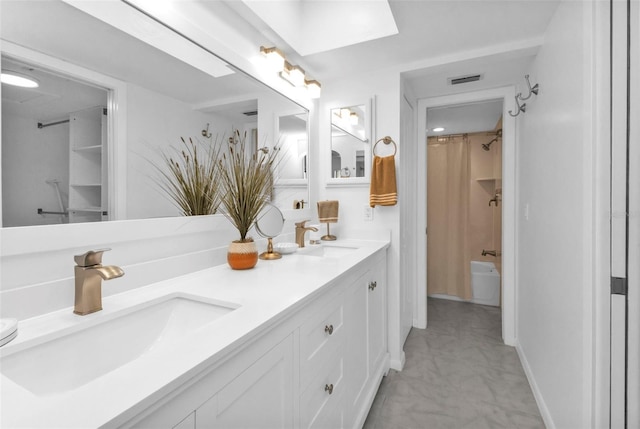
400, 95, 417, 337
610, 0, 638, 427
626, 0, 639, 426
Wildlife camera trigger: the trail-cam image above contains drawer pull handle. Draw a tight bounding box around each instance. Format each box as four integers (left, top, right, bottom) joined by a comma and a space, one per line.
369, 281, 377, 291
324, 324, 334, 335
325, 383, 334, 395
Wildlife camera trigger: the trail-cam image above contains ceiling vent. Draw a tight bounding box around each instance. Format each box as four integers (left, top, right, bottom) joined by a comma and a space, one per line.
243, 110, 258, 116
448, 74, 483, 85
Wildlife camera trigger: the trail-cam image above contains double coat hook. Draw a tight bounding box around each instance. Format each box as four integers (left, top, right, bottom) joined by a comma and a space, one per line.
519, 74, 539, 100
509, 94, 526, 117
509, 74, 539, 117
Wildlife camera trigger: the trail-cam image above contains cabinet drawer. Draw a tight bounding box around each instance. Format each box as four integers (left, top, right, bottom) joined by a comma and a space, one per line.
299, 295, 344, 387
299, 354, 345, 429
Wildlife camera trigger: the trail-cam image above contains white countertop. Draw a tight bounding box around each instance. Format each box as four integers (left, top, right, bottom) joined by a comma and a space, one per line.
0, 238, 389, 428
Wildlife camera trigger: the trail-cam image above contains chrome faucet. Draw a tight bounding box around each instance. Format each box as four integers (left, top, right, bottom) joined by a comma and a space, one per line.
295, 220, 318, 248
74, 248, 124, 315
481, 249, 499, 257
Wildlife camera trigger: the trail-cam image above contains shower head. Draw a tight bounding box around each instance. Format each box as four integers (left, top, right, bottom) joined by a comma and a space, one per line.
482, 129, 502, 151
482, 138, 496, 151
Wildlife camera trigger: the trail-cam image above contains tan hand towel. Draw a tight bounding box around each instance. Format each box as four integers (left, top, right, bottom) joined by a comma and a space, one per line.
318, 200, 339, 223
369, 155, 397, 207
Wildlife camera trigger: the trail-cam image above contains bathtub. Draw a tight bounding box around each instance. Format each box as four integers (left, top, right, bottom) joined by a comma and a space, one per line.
471, 261, 500, 307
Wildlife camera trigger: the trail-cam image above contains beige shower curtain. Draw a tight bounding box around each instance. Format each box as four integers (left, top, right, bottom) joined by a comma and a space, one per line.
427, 136, 471, 300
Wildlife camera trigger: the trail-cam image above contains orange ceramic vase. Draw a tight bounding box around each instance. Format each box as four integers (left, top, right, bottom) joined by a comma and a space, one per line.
227, 239, 258, 270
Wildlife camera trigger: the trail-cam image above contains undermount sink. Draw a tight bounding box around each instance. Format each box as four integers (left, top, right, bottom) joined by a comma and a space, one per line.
0, 294, 238, 396
299, 244, 359, 258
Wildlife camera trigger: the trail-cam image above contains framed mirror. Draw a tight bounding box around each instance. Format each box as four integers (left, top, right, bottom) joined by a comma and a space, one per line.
328, 101, 371, 184
0, 0, 310, 228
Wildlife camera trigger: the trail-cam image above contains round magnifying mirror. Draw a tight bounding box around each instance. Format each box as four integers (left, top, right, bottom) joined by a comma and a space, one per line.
256, 203, 285, 260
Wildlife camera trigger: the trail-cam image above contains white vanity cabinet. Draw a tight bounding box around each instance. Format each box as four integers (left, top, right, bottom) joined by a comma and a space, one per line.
298, 284, 348, 429
367, 252, 388, 376
196, 335, 294, 428
132, 334, 294, 429
344, 251, 388, 427
127, 247, 388, 429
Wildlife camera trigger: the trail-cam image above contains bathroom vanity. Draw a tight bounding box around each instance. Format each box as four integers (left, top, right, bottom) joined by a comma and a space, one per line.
0, 239, 389, 428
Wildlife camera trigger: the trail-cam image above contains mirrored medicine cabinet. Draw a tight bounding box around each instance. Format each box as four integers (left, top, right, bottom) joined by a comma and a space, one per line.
328, 100, 372, 186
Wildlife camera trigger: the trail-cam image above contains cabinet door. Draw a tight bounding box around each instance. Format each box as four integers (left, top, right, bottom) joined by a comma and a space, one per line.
344, 271, 369, 427
197, 335, 294, 428
299, 355, 345, 429
368, 256, 387, 374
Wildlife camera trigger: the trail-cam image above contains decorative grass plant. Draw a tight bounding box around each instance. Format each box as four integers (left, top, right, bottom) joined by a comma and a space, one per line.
155, 137, 222, 216
218, 130, 279, 242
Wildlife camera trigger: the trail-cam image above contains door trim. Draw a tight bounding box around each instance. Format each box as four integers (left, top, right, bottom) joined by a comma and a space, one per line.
416, 86, 517, 346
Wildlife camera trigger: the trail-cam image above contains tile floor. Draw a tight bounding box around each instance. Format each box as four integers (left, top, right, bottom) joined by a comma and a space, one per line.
363, 298, 545, 428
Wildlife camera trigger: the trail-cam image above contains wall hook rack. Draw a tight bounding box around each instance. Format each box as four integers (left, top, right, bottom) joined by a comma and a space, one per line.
519, 74, 539, 101
508, 93, 526, 117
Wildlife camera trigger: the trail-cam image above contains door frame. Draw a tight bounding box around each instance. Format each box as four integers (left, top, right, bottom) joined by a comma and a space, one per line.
415, 86, 517, 346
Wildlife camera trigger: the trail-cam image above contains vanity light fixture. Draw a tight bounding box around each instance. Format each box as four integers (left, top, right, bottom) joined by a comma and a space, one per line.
260, 46, 285, 72
1, 70, 39, 88
350, 112, 359, 125
305, 79, 321, 98
260, 46, 321, 98
432, 127, 445, 132
280, 61, 306, 87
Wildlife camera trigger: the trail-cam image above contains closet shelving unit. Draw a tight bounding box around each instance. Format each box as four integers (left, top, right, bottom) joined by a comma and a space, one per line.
68, 106, 107, 223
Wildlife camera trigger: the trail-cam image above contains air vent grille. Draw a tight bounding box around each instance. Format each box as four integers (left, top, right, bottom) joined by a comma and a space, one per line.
448, 74, 483, 85
243, 110, 258, 116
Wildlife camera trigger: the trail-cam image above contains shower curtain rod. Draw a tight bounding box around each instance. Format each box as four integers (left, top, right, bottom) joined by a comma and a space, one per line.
429, 130, 501, 139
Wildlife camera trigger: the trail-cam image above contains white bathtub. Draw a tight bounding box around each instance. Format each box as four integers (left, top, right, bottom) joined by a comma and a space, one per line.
471, 261, 500, 307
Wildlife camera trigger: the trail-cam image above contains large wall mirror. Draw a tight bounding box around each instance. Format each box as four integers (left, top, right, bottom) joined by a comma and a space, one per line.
329, 101, 371, 184
0, 0, 309, 228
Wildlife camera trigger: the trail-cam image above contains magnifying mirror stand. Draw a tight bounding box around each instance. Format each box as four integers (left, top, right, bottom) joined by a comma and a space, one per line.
260, 237, 282, 260
321, 223, 337, 241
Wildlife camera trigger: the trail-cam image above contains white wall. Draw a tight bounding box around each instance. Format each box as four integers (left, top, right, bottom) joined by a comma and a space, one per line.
515, 1, 596, 427
125, 83, 235, 220
2, 114, 69, 227
317, 70, 404, 368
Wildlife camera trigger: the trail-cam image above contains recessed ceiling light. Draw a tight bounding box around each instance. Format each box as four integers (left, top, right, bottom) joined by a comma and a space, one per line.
1, 70, 39, 88
432, 127, 445, 132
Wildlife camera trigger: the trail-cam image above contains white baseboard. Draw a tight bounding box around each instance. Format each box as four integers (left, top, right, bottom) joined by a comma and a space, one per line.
515, 341, 555, 429
428, 293, 470, 303
389, 350, 406, 371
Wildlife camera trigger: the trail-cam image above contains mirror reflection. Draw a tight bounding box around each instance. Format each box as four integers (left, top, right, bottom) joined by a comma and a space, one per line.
0, 0, 309, 228
330, 104, 369, 179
